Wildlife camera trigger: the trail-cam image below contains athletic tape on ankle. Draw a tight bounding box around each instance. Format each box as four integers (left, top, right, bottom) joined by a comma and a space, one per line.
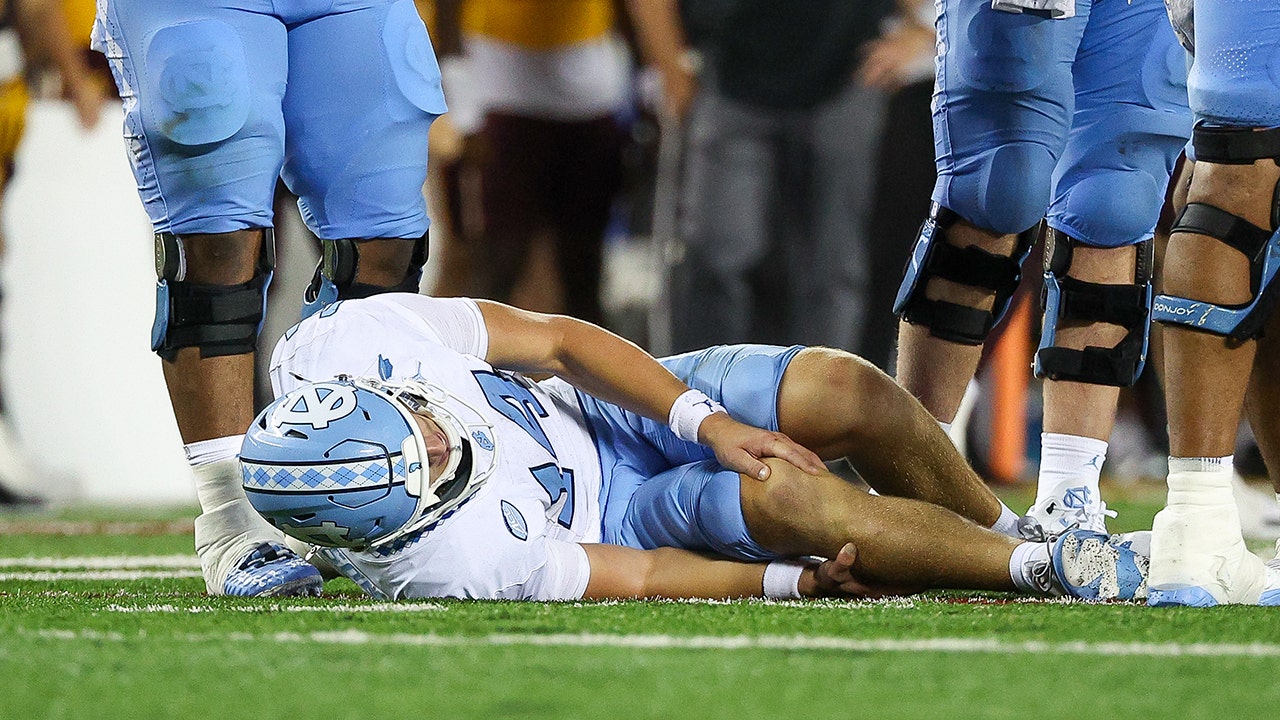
669, 389, 727, 443
763, 560, 808, 599
185, 435, 243, 466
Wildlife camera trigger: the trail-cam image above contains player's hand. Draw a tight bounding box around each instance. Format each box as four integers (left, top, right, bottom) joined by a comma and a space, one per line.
856, 25, 935, 92
804, 543, 921, 599
659, 64, 698, 122
697, 412, 824, 481
66, 75, 106, 131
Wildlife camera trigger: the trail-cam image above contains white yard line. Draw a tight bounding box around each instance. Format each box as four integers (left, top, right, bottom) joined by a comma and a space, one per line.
0, 570, 202, 581
0, 555, 198, 569
18, 628, 1280, 658
104, 603, 444, 614
0, 555, 200, 580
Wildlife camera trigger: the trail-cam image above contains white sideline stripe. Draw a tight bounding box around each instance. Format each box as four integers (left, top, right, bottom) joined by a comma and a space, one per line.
105, 603, 445, 614
0, 555, 199, 569
0, 570, 202, 581
21, 628, 1280, 658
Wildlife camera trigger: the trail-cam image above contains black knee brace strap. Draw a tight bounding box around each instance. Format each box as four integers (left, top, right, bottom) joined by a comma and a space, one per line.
1153, 202, 1280, 341
1192, 124, 1280, 165
893, 205, 1036, 346
302, 235, 429, 317
151, 230, 275, 362
1149, 123, 1280, 340
1034, 229, 1153, 387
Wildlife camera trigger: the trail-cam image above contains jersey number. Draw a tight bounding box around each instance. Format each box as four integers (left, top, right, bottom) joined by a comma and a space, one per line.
529, 464, 575, 529
474, 370, 575, 528
473, 370, 556, 457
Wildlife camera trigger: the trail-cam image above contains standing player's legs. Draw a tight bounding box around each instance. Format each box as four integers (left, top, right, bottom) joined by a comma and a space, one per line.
1245, 309, 1280, 503
1023, 0, 1190, 532
793, 81, 885, 352
93, 0, 319, 595
1147, 0, 1280, 606
894, 0, 1085, 426
471, 113, 556, 312
282, 0, 443, 319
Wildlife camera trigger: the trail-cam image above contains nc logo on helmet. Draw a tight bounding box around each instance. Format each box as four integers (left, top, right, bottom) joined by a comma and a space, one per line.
272, 383, 359, 430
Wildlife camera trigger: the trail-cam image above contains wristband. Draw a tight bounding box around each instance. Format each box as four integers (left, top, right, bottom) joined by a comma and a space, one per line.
762, 560, 807, 600
668, 389, 726, 443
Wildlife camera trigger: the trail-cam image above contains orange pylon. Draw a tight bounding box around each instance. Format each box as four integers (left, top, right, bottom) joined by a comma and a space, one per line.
988, 292, 1034, 483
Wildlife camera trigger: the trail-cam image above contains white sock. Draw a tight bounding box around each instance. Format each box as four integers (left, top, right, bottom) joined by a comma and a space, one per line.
1036, 432, 1108, 506
938, 421, 953, 437
1009, 541, 1051, 594
991, 502, 1022, 538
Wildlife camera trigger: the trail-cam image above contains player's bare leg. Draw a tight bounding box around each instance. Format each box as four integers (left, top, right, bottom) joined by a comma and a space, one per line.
157, 229, 316, 596
895, 220, 1018, 424
1245, 309, 1280, 495
777, 347, 1007, 528
1026, 243, 1138, 532
1149, 159, 1277, 605
739, 459, 1145, 598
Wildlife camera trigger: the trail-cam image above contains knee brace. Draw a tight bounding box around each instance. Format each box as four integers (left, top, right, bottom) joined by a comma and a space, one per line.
151, 230, 274, 362
1034, 229, 1153, 387
301, 234, 429, 319
893, 204, 1036, 345
1152, 125, 1280, 341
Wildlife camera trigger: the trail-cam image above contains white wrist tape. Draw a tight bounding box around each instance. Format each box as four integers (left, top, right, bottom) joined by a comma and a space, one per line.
668, 389, 726, 443
762, 560, 807, 600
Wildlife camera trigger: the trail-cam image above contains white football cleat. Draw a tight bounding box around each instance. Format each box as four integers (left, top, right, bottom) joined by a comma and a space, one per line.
1021, 485, 1117, 536
1262, 558, 1280, 607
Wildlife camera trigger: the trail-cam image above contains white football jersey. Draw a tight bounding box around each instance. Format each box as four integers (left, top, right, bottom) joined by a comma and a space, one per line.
269, 295, 604, 600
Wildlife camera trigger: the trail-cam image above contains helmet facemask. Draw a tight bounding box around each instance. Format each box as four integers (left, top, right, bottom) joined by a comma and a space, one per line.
346, 376, 497, 548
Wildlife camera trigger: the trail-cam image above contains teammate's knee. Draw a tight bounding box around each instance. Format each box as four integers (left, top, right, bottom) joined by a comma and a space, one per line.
1035, 230, 1153, 386
1055, 167, 1164, 247
1153, 127, 1280, 340
947, 142, 1057, 235
152, 230, 274, 361
894, 206, 1037, 345
301, 235, 429, 318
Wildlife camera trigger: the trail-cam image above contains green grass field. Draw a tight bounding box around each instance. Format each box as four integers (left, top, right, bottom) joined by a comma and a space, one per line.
3, 485, 1279, 720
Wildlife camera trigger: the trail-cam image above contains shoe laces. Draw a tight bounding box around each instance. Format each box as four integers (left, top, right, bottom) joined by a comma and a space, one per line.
1026, 554, 1063, 596
1027, 497, 1117, 535
237, 542, 290, 571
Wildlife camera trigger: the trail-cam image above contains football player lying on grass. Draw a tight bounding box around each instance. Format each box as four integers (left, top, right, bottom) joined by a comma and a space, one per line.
234, 294, 1149, 601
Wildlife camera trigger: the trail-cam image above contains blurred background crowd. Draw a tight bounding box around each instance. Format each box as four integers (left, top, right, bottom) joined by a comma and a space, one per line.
0, 0, 1269, 525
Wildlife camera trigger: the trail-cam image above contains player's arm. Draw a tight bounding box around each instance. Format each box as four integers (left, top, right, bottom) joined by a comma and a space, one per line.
580, 543, 893, 600
623, 0, 697, 120
12, 0, 104, 129
476, 300, 824, 480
